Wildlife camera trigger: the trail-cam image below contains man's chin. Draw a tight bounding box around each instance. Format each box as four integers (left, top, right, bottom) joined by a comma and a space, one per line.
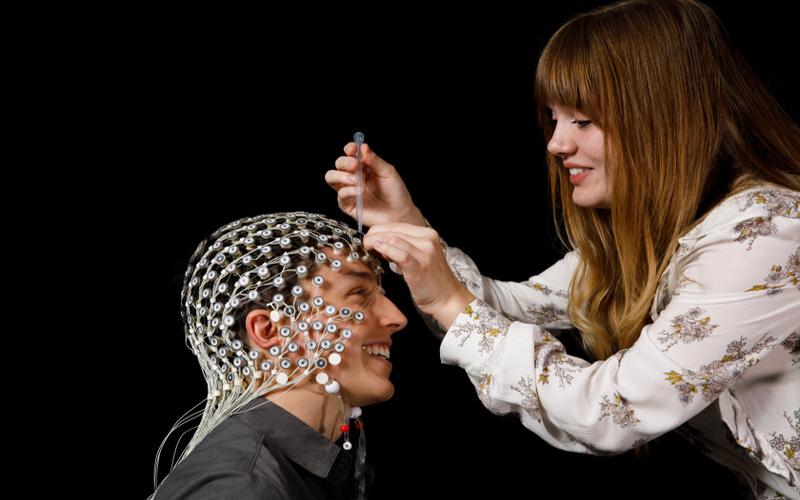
349, 384, 395, 408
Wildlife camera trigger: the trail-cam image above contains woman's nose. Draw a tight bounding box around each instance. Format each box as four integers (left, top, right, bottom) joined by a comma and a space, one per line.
547, 124, 577, 157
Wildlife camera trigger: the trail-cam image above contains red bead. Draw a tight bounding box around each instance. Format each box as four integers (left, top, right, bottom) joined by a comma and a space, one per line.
340, 424, 349, 433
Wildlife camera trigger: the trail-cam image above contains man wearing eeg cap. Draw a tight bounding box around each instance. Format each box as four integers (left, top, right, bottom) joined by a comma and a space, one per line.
150, 211, 407, 500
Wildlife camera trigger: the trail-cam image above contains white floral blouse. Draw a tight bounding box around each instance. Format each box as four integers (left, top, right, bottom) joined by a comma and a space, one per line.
437, 184, 800, 499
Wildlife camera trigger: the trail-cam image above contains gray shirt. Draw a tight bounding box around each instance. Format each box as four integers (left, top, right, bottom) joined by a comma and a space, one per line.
154, 398, 369, 499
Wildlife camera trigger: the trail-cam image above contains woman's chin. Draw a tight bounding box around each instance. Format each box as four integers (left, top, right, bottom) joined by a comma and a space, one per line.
572, 192, 606, 209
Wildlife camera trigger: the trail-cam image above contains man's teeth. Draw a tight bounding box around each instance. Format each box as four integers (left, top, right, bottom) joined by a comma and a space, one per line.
363, 344, 391, 360
569, 168, 591, 175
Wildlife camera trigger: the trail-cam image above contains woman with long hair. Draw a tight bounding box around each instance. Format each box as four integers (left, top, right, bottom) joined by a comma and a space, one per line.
326, 1, 799, 497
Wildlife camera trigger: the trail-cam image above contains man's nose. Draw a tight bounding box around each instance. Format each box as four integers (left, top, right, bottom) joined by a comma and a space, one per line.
378, 295, 407, 334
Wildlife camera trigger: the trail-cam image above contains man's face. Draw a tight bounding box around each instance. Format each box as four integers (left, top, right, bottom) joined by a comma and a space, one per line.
308, 252, 407, 406
258, 248, 407, 407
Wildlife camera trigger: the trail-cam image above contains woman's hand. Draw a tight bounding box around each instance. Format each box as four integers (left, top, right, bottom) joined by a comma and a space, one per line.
363, 223, 475, 330
326, 143, 426, 228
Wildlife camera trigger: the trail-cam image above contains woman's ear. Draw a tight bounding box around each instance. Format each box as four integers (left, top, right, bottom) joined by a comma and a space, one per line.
245, 309, 282, 350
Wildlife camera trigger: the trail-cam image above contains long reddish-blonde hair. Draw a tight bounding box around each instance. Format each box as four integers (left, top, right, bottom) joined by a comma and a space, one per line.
535, 0, 800, 360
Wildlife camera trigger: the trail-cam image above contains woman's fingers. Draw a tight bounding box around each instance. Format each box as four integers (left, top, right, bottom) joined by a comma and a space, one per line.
364, 229, 430, 253
325, 169, 355, 190
371, 236, 421, 275
366, 222, 434, 238
367, 230, 466, 320
339, 143, 395, 175
360, 143, 395, 175
335, 154, 359, 173
337, 186, 357, 213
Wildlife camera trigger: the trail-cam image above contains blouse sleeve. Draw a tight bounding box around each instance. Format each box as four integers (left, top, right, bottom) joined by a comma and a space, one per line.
440, 204, 800, 454
421, 241, 579, 339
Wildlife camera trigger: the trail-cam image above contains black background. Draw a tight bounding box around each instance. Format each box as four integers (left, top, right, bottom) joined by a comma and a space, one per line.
104, 2, 799, 498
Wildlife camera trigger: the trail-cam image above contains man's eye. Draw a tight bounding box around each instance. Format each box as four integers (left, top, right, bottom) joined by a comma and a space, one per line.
347, 289, 370, 302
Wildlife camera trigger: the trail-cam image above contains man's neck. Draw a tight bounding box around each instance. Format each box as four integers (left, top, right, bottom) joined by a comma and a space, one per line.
265, 383, 346, 442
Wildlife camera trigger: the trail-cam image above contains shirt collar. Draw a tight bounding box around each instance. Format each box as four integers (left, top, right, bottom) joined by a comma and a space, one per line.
234, 397, 346, 479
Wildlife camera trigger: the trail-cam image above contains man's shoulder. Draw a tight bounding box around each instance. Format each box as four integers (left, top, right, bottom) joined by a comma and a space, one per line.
153, 417, 275, 499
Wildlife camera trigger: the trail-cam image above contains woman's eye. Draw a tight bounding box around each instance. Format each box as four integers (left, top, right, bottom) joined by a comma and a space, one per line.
572, 119, 593, 129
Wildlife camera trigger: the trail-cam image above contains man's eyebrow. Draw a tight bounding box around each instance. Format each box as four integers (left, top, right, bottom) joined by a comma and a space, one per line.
339, 270, 377, 284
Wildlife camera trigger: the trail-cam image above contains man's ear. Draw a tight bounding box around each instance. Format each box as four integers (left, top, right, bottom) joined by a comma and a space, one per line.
244, 309, 282, 351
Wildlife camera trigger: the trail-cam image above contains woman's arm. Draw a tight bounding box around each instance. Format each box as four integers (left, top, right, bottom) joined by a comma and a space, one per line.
421, 244, 578, 339
441, 204, 799, 455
